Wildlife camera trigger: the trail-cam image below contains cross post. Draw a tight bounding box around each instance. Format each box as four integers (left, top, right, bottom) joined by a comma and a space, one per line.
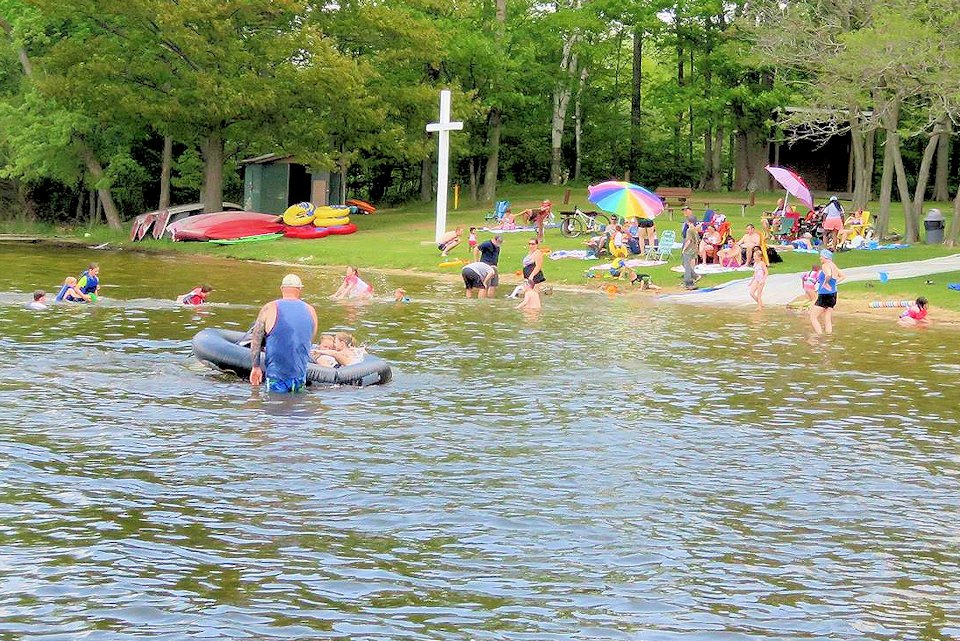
426, 90, 464, 243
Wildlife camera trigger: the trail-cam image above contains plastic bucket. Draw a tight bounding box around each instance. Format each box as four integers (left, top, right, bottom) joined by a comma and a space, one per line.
878, 272, 889, 284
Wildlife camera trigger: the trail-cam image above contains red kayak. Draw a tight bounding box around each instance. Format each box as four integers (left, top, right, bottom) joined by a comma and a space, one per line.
169, 212, 280, 241
205, 219, 286, 240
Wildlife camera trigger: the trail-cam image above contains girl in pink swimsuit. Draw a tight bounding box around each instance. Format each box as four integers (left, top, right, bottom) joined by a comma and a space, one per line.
748, 247, 767, 310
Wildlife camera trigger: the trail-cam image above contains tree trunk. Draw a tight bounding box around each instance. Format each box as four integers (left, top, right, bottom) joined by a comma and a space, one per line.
887, 123, 915, 242
574, 67, 587, 181
876, 129, 895, 239
469, 158, 478, 202
630, 27, 642, 175
702, 127, 723, 190
159, 134, 173, 210
909, 124, 943, 236
948, 185, 960, 246
420, 155, 432, 202
933, 120, 951, 202
734, 129, 768, 191
550, 34, 578, 185
850, 108, 871, 208
199, 132, 224, 214
495, 0, 506, 24
78, 144, 122, 229
481, 108, 501, 202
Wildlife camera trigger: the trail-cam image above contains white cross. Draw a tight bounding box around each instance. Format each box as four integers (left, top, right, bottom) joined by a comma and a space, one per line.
426, 89, 464, 243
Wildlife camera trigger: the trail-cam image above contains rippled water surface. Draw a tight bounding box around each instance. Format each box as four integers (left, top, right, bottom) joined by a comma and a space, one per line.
1, 243, 959, 640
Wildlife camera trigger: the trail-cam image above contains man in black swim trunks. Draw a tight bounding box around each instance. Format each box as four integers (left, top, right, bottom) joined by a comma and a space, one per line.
474, 234, 502, 297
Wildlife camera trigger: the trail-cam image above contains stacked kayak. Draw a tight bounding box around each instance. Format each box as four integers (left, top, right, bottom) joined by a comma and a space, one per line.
164, 205, 362, 243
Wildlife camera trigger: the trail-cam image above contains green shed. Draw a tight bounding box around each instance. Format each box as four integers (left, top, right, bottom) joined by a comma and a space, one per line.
240, 154, 335, 214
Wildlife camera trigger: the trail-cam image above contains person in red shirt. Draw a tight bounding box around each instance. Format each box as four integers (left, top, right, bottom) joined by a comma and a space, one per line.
178, 284, 213, 305
898, 297, 930, 327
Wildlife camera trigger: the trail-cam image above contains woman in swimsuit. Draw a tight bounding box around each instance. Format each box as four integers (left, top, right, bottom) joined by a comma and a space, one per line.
809, 249, 845, 334
747, 247, 767, 310
521, 238, 546, 287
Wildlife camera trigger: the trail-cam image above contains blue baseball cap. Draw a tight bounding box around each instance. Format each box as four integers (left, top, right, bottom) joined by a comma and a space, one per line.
820, 249, 834, 260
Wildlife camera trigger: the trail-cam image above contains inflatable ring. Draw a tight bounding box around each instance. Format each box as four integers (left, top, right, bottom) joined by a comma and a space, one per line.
312, 216, 351, 227
283, 202, 316, 226
192, 328, 392, 387
312, 206, 352, 219
320, 223, 357, 235
345, 198, 376, 214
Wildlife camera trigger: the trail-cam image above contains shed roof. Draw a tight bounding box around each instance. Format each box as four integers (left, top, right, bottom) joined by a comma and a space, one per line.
239, 153, 295, 165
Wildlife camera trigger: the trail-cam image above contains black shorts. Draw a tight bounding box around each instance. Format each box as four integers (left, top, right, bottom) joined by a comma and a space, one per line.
462, 267, 486, 289
637, 218, 655, 228
522, 263, 546, 284
815, 293, 837, 309
438, 242, 446, 251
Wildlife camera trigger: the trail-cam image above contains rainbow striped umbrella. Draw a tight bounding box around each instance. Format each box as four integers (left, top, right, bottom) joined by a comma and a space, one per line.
587, 181, 665, 220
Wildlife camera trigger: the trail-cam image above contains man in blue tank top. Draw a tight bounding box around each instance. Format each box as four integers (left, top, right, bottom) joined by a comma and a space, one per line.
249, 274, 318, 393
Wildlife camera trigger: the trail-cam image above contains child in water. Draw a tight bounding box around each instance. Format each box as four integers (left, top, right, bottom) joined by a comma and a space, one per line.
330, 266, 373, 300
313, 332, 364, 366
54, 276, 89, 302
515, 279, 542, 310
898, 297, 930, 327
310, 334, 339, 367
178, 284, 213, 305
393, 288, 411, 303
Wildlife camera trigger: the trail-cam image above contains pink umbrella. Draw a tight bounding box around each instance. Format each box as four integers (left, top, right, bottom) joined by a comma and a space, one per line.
765, 166, 814, 210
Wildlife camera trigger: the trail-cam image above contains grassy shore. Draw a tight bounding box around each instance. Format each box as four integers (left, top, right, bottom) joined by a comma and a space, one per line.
4, 183, 960, 309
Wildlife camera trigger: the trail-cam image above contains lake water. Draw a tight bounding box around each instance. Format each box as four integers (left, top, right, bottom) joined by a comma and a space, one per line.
1, 243, 958, 640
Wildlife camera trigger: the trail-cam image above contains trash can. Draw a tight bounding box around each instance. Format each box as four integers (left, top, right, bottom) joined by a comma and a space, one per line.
924, 208, 945, 244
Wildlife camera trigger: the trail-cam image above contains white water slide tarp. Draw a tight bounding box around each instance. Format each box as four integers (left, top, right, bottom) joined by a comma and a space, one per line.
662, 254, 960, 307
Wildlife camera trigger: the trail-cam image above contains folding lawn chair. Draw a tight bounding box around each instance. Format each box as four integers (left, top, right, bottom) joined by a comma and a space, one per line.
484, 200, 510, 222
646, 229, 676, 261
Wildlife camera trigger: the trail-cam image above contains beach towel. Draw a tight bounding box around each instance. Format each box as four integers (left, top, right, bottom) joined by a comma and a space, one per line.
548, 250, 596, 260
589, 259, 667, 271
856, 243, 911, 250
949, 283, 960, 291
479, 224, 560, 233
669, 264, 753, 275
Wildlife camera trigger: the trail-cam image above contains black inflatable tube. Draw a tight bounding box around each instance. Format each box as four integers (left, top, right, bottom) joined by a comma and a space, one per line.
192, 328, 392, 387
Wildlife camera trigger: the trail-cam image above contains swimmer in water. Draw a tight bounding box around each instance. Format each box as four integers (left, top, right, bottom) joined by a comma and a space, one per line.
24, 290, 47, 311
515, 279, 542, 310
54, 276, 89, 302
178, 284, 213, 305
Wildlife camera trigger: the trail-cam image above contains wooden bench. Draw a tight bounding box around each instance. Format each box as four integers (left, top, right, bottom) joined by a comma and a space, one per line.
655, 187, 693, 208
654, 187, 693, 220
701, 191, 756, 217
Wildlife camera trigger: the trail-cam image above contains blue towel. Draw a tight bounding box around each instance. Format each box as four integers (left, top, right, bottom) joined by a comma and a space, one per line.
948, 283, 960, 291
